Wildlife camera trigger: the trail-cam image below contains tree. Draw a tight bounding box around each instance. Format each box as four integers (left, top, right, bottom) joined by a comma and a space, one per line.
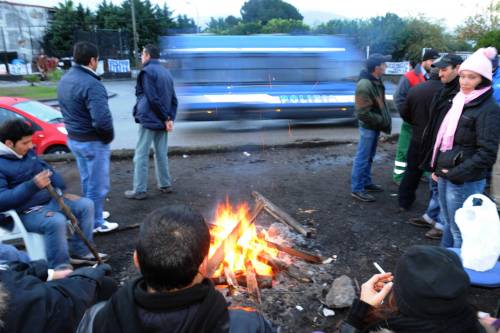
240, 0, 303, 24
477, 29, 500, 50
176, 14, 197, 33
261, 19, 309, 34
456, 0, 499, 45
95, 0, 124, 29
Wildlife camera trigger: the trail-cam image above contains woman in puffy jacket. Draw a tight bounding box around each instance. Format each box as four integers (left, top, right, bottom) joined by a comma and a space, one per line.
430, 47, 500, 248
339, 246, 488, 333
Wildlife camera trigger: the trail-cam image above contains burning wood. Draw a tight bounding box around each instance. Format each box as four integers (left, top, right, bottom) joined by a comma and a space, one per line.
245, 261, 262, 304
258, 252, 312, 283
258, 234, 324, 264
252, 191, 312, 237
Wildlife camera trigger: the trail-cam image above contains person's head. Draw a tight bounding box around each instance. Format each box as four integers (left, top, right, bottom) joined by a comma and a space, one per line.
134, 205, 210, 291
421, 49, 440, 72
432, 54, 463, 84
366, 54, 391, 78
0, 119, 34, 156
393, 246, 470, 319
458, 47, 497, 94
73, 41, 99, 71
141, 44, 160, 65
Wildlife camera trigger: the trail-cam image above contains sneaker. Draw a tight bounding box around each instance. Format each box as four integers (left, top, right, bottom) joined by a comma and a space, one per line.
364, 184, 383, 192
425, 227, 443, 240
102, 211, 110, 220
351, 191, 375, 202
93, 221, 119, 234
408, 216, 434, 228
159, 186, 173, 194
124, 190, 147, 200
70, 252, 109, 265
54, 263, 74, 271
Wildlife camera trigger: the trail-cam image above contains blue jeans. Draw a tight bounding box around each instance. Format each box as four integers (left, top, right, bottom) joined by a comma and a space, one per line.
425, 179, 441, 225
0, 244, 29, 263
21, 197, 94, 269
438, 177, 486, 248
68, 139, 110, 228
133, 126, 171, 193
351, 127, 380, 192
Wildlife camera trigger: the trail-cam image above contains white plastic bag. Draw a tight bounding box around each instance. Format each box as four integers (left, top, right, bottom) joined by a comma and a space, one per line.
455, 194, 500, 271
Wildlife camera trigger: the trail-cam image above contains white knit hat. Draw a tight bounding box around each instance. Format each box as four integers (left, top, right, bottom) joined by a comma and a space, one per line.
459, 47, 498, 81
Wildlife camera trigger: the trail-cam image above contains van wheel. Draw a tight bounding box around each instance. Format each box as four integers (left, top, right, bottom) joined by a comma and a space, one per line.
44, 145, 70, 155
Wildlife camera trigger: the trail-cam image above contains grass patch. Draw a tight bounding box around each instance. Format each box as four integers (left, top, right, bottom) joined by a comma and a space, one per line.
0, 85, 57, 100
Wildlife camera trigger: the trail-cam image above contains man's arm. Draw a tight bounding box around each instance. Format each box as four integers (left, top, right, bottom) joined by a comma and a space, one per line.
355, 82, 384, 127
393, 76, 410, 112
143, 72, 177, 124
0, 173, 40, 212
85, 83, 114, 144
399, 89, 414, 124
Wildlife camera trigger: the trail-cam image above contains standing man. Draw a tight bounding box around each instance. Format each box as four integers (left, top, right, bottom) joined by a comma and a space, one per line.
58, 41, 118, 233
393, 49, 440, 184
491, 56, 500, 209
419, 54, 463, 241
351, 54, 392, 202
125, 44, 178, 200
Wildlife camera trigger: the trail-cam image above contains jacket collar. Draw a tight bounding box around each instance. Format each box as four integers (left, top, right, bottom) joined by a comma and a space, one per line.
142, 59, 160, 68
73, 64, 101, 81
463, 87, 493, 108
359, 69, 383, 83
0, 142, 23, 159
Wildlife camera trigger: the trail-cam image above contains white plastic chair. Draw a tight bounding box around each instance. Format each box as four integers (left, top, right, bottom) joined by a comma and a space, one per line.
0, 210, 47, 261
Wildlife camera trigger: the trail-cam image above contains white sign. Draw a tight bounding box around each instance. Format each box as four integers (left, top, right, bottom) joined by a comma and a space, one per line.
7, 63, 32, 75
0, 64, 7, 75
107, 59, 130, 73
97, 60, 105, 76
385, 61, 411, 75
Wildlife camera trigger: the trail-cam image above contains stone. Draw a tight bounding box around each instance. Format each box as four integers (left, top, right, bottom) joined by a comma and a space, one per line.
325, 275, 356, 309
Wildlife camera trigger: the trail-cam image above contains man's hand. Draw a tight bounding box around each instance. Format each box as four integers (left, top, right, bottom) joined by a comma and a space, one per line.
360, 273, 394, 307
431, 172, 439, 182
52, 269, 73, 280
165, 120, 174, 132
33, 170, 52, 189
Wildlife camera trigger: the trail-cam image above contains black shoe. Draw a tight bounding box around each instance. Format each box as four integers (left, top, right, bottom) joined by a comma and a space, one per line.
365, 184, 383, 192
351, 191, 375, 202
70, 252, 109, 265
159, 186, 173, 194
408, 216, 434, 228
425, 227, 443, 240
124, 190, 147, 200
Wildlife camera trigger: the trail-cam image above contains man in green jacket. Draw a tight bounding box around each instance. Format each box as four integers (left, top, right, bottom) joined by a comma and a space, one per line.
351, 54, 392, 202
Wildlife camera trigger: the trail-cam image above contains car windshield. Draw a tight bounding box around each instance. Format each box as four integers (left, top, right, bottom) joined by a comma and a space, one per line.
13, 101, 63, 123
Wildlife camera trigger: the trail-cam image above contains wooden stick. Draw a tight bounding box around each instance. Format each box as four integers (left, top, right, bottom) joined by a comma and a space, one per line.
245, 260, 262, 304
252, 191, 311, 237
258, 252, 311, 283
206, 202, 264, 277
259, 234, 324, 263
46, 184, 102, 264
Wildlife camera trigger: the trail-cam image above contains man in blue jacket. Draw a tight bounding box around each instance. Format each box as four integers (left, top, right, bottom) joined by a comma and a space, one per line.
125, 44, 178, 200
0, 119, 107, 269
58, 41, 118, 233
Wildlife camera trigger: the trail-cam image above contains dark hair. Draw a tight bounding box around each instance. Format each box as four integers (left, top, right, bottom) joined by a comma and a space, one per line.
73, 41, 98, 66
0, 119, 34, 144
136, 205, 210, 290
475, 76, 492, 90
143, 44, 160, 59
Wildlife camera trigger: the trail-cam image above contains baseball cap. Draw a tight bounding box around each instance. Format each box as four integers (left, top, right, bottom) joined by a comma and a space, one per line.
432, 54, 463, 68
422, 49, 440, 61
366, 53, 391, 70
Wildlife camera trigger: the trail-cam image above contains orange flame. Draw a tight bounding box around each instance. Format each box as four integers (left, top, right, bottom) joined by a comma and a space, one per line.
208, 198, 278, 277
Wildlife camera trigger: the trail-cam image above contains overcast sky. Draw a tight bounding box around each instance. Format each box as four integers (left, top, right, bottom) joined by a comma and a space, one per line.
11, 0, 493, 30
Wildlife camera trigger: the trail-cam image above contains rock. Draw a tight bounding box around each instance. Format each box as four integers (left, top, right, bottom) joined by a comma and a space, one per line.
325, 275, 356, 309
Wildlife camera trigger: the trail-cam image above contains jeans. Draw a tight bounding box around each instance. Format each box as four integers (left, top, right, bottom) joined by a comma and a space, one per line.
438, 177, 486, 248
351, 127, 380, 192
425, 178, 441, 225
133, 125, 171, 193
68, 139, 110, 228
21, 197, 94, 269
0, 244, 29, 263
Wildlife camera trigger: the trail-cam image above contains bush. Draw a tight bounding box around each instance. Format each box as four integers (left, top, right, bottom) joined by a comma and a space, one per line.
24, 74, 41, 86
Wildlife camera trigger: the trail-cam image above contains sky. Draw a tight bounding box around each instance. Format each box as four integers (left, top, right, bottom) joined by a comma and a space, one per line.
10, 0, 494, 30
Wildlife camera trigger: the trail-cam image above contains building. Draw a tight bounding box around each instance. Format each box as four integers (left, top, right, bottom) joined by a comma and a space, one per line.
0, 1, 54, 64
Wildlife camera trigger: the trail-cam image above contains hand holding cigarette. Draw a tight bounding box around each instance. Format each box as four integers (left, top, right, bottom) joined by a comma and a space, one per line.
360, 273, 394, 307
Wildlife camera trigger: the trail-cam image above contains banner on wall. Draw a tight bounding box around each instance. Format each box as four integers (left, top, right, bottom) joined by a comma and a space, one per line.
107, 59, 130, 73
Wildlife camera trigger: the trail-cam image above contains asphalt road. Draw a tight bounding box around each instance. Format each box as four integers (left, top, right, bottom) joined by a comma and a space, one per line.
105, 80, 402, 150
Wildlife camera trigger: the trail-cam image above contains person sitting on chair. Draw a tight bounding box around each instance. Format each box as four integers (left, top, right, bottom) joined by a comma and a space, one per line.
0, 119, 108, 269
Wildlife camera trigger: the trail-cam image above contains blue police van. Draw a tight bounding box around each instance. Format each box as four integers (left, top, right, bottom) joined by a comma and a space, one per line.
159, 35, 366, 121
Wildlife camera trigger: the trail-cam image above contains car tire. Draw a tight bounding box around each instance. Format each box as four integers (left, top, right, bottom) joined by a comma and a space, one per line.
44, 145, 70, 155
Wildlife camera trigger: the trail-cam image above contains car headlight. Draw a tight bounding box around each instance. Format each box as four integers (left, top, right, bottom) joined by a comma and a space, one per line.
57, 127, 68, 135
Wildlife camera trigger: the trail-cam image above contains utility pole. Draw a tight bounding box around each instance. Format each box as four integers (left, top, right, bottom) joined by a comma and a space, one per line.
130, 0, 139, 66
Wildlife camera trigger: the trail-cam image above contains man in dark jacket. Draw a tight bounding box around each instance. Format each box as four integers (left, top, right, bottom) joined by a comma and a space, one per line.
398, 68, 442, 214
77, 205, 274, 333
58, 41, 118, 234
0, 259, 116, 333
0, 119, 107, 269
418, 54, 463, 240
351, 54, 392, 202
125, 44, 178, 200
392, 49, 440, 183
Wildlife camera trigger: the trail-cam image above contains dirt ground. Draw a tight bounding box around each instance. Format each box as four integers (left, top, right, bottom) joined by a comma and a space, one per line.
52, 141, 499, 333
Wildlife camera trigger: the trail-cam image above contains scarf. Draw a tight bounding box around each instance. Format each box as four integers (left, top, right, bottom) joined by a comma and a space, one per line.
431, 87, 491, 167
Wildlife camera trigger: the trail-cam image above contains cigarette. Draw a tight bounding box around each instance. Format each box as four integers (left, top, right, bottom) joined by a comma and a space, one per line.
373, 262, 386, 274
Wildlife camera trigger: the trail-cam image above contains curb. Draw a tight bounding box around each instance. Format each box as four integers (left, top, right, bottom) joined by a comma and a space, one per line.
42, 133, 400, 163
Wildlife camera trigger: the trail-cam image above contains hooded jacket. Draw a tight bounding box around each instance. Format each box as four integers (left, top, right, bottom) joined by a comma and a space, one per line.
133, 59, 178, 130
354, 70, 392, 134
393, 63, 428, 112
58, 65, 114, 144
0, 144, 65, 212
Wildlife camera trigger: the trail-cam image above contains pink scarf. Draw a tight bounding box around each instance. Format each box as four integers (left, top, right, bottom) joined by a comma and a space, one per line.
431, 87, 491, 168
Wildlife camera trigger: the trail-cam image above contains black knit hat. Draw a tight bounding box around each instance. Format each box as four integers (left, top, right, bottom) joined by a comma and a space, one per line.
393, 246, 470, 319
422, 49, 440, 61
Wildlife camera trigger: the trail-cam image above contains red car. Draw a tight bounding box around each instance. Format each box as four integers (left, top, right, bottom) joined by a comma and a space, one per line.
0, 97, 68, 155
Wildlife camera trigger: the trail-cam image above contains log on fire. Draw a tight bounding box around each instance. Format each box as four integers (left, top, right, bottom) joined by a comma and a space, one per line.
258, 252, 312, 283
245, 260, 262, 304
258, 234, 324, 264
251, 191, 312, 237
206, 202, 264, 277
210, 271, 273, 289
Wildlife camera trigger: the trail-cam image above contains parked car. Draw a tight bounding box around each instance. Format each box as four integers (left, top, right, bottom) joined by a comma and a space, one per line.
0, 97, 68, 155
